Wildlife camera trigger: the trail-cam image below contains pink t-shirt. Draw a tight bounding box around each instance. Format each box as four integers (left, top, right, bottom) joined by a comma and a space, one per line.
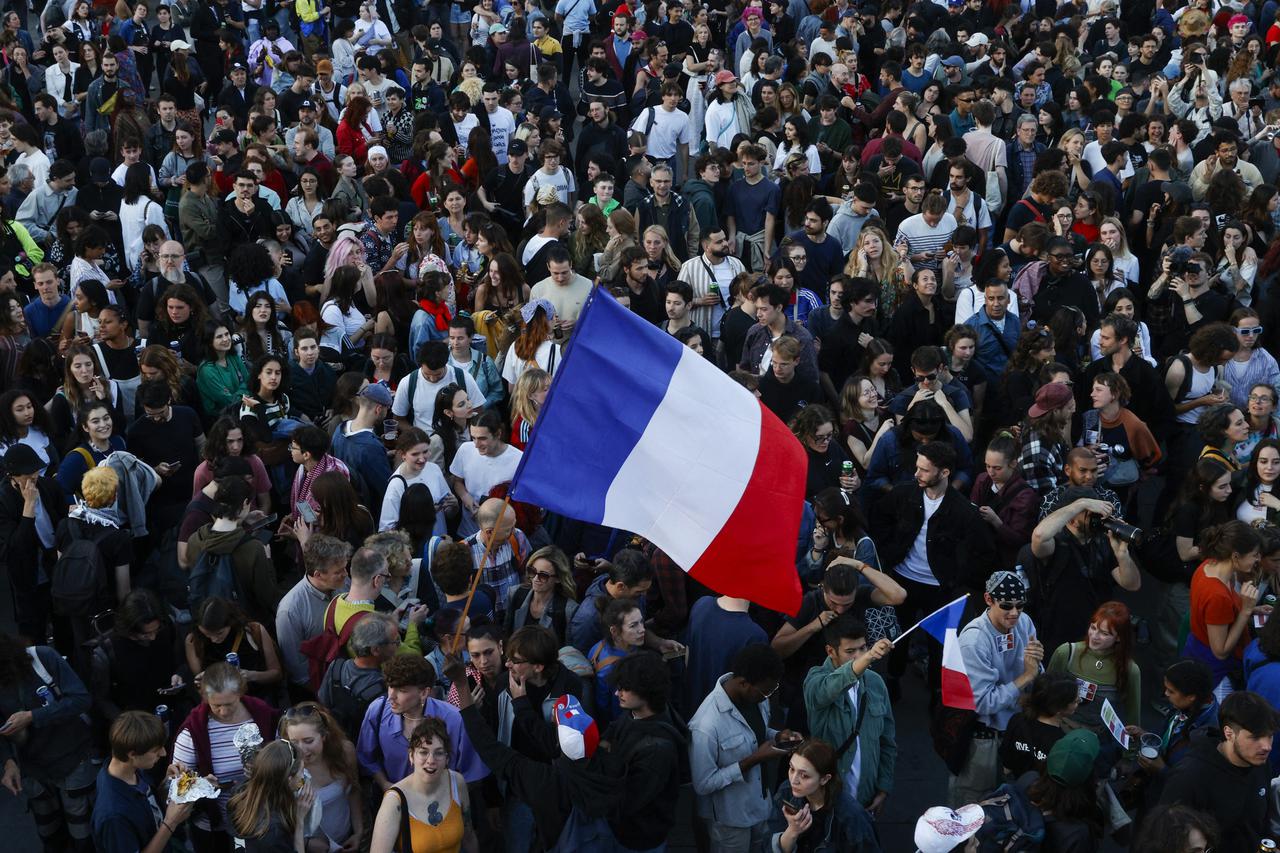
191, 454, 272, 499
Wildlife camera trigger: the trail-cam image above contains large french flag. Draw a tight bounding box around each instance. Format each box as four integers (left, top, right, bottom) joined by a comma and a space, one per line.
920, 595, 976, 710
510, 289, 805, 615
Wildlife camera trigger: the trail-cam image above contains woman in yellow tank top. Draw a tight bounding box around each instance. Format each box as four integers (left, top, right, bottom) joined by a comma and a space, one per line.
370, 717, 478, 853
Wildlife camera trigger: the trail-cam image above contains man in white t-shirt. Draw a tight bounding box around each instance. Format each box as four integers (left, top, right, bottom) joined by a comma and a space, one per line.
392, 340, 487, 433
522, 139, 577, 213
449, 410, 522, 516
629, 84, 693, 179
479, 83, 517, 164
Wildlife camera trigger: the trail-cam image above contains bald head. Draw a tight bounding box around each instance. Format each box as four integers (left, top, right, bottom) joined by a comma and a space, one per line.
158, 241, 186, 274
477, 499, 516, 540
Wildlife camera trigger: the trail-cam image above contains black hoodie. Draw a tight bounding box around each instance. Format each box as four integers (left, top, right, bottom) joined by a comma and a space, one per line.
459, 704, 618, 852
600, 707, 689, 849
1160, 730, 1270, 853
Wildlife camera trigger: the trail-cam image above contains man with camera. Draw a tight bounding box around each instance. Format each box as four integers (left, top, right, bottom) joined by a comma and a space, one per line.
1026, 486, 1141, 654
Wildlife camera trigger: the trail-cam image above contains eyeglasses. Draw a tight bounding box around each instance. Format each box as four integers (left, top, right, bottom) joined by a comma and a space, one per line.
996, 600, 1026, 611
1249, 394, 1276, 403
915, 373, 937, 384
1048, 252, 1074, 261
1237, 326, 1264, 336
957, 96, 975, 102
529, 569, 555, 581
812, 432, 834, 443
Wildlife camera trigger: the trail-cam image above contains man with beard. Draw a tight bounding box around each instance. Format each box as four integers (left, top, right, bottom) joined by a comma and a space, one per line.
818, 278, 880, 395
135, 242, 218, 337
1025, 487, 1140, 653
299, 212, 336, 302
84, 53, 125, 136
785, 199, 844, 295
677, 228, 745, 344
1189, 132, 1264, 200
1161, 691, 1276, 853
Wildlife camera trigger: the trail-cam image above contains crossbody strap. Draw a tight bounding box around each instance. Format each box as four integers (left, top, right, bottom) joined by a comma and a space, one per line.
390, 786, 412, 853
834, 682, 869, 759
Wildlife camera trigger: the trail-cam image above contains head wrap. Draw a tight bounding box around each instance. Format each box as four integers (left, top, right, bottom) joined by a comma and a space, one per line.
985, 569, 1027, 601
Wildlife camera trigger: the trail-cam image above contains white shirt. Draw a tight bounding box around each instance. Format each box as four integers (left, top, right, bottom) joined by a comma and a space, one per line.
629, 105, 693, 159
319, 300, 365, 351
501, 339, 560, 385
1083, 139, 1134, 181
522, 167, 577, 208
896, 491, 944, 585
391, 366, 487, 432
484, 107, 517, 164
843, 683, 863, 796
449, 442, 522, 504
452, 113, 480, 158
119, 196, 169, 272
379, 461, 451, 531
15, 149, 49, 188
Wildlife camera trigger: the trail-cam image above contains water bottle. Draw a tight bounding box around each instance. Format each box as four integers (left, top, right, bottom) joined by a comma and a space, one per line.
35, 686, 52, 707
226, 652, 240, 669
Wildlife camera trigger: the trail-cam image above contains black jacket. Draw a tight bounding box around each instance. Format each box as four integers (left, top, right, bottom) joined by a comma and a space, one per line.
872, 484, 995, 592
575, 120, 628, 186
0, 476, 66, 596
1160, 730, 1270, 853
601, 708, 688, 849
459, 704, 618, 851
819, 313, 882, 396
1032, 271, 1099, 328
1080, 353, 1175, 445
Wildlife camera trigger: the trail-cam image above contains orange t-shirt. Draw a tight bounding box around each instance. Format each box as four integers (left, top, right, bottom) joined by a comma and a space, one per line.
1189, 562, 1245, 659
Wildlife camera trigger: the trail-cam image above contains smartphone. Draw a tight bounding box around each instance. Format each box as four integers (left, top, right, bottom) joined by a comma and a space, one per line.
244, 512, 278, 533
295, 501, 317, 524
781, 793, 804, 815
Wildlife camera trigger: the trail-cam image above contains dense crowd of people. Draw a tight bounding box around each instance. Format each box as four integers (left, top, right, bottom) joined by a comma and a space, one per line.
2, 0, 1280, 849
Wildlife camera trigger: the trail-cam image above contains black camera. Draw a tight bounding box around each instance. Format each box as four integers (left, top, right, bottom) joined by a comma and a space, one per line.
1167, 246, 1194, 277
1101, 517, 1143, 546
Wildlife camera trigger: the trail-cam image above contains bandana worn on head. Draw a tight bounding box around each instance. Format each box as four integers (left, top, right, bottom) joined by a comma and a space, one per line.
986, 570, 1026, 601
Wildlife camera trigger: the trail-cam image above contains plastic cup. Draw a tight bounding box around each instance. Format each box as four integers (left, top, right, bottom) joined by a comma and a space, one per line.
1139, 733, 1161, 760
383, 418, 399, 441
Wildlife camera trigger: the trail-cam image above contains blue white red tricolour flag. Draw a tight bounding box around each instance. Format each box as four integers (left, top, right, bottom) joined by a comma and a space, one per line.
509, 289, 805, 615
919, 594, 975, 710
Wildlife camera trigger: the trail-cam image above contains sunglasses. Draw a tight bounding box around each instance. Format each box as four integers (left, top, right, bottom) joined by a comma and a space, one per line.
1237, 326, 1264, 336
916, 372, 938, 384
996, 600, 1026, 611
529, 569, 556, 581
1049, 252, 1074, 260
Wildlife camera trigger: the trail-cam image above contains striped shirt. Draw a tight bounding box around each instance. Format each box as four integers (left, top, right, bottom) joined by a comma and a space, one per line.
464, 528, 531, 620
894, 212, 959, 271
173, 717, 250, 830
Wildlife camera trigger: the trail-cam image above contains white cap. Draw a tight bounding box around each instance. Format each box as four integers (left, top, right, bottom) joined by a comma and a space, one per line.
965, 32, 989, 47
169, 39, 191, 50
914, 805, 985, 853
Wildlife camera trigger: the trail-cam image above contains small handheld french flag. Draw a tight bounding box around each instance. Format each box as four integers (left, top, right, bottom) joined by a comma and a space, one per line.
918, 595, 976, 711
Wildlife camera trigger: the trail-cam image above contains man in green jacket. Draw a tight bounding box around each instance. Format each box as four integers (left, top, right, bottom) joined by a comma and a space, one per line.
803, 614, 896, 816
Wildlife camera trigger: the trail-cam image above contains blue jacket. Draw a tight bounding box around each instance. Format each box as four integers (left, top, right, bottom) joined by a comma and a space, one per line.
1244, 639, 1280, 772
965, 308, 1022, 377
330, 422, 392, 519
866, 425, 972, 493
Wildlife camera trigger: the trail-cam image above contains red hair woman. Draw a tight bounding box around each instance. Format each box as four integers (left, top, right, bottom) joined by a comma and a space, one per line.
1046, 601, 1140, 733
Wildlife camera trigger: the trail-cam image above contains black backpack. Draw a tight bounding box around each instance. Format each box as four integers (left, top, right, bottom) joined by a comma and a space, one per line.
187, 532, 249, 612
51, 523, 112, 617
322, 658, 387, 741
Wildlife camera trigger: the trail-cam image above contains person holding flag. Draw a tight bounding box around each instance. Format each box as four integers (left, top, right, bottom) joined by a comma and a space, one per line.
952, 569, 1043, 807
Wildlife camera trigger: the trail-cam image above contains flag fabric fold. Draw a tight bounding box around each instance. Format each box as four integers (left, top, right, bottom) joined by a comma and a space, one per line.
919, 595, 976, 710
509, 289, 805, 615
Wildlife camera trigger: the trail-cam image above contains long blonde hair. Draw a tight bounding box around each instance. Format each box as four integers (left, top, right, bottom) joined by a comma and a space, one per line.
1100, 215, 1135, 261
642, 225, 681, 273
511, 367, 550, 426
845, 225, 902, 284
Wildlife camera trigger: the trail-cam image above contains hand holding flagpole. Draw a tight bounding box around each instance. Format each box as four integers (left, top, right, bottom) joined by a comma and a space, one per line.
892, 593, 969, 647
